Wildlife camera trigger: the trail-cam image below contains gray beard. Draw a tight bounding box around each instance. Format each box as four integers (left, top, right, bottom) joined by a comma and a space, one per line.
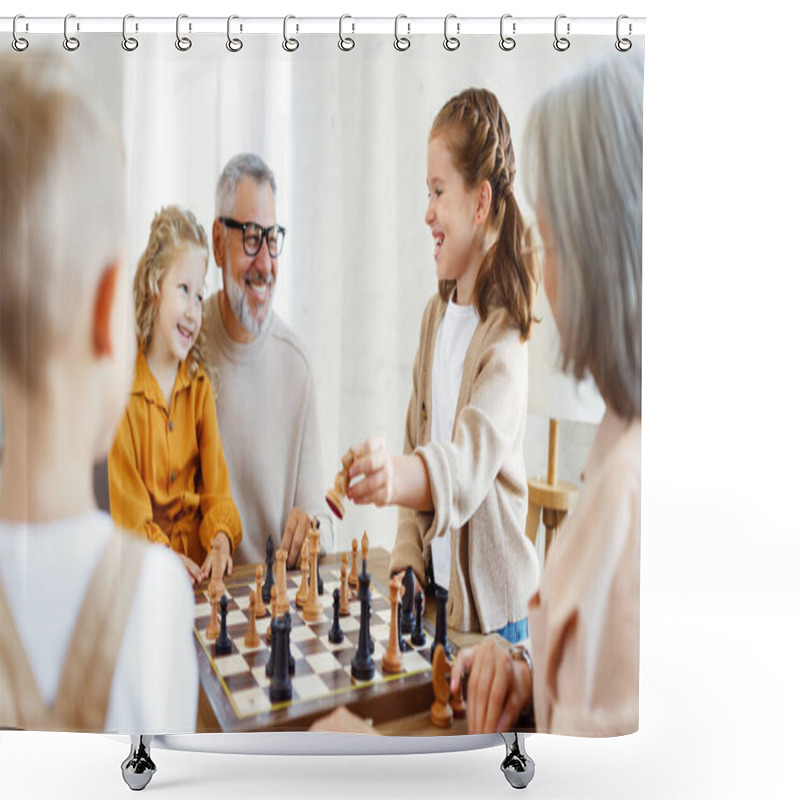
223, 260, 273, 336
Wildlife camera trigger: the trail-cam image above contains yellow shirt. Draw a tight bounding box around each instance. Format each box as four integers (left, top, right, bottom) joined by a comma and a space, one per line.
109, 350, 242, 565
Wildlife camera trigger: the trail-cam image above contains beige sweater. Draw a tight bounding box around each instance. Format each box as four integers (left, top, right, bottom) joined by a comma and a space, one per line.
390, 294, 540, 633
529, 410, 641, 736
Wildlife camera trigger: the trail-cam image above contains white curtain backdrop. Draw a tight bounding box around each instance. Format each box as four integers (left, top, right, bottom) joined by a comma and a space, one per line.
66, 32, 614, 551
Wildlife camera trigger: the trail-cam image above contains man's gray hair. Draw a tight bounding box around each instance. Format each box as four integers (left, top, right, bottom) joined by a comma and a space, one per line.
525, 53, 643, 420
215, 153, 277, 217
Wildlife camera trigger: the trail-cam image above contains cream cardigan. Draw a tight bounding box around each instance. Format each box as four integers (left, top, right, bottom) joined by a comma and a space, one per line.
390, 294, 540, 633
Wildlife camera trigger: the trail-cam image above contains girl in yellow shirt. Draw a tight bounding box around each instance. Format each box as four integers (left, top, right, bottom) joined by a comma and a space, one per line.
109, 206, 242, 582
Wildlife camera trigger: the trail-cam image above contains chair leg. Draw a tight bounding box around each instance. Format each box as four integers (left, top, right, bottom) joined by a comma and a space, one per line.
499, 732, 535, 789
121, 735, 156, 791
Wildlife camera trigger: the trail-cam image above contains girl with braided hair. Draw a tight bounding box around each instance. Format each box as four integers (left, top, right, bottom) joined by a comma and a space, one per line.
348, 88, 541, 641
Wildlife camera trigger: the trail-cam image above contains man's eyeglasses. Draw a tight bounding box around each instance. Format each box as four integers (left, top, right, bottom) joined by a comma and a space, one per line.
218, 217, 286, 258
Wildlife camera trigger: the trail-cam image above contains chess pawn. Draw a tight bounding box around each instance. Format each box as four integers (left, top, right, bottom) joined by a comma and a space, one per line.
348, 538, 359, 588
275, 548, 290, 616
244, 590, 260, 648
401, 566, 415, 634
214, 595, 232, 657
339, 555, 351, 616
328, 588, 344, 644
430, 644, 453, 728
326, 448, 355, 519
296, 539, 309, 609
255, 565, 267, 618
205, 586, 221, 641
263, 537, 275, 604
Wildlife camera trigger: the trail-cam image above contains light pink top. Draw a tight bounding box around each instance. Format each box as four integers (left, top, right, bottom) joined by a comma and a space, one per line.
529, 409, 641, 736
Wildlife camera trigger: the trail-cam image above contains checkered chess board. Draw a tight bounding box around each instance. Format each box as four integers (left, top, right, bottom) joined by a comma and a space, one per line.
193, 562, 433, 730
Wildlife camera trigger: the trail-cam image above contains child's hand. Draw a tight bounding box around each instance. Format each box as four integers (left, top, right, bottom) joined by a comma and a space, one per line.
347, 435, 395, 506
178, 554, 203, 584
281, 506, 310, 568
200, 532, 233, 580
453, 639, 531, 734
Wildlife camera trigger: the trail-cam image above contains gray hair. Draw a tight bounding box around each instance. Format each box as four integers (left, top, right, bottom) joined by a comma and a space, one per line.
214, 153, 277, 217
525, 53, 643, 420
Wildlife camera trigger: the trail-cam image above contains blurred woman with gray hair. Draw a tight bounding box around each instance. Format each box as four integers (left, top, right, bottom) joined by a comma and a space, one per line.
450, 52, 644, 737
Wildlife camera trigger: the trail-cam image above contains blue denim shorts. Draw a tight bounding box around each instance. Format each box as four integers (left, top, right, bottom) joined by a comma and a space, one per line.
495, 617, 529, 644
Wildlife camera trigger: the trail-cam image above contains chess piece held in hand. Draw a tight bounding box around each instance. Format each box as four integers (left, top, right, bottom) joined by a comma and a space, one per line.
326, 448, 355, 519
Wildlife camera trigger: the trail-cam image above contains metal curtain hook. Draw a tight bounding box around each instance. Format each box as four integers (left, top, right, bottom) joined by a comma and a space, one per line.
553, 14, 570, 52
227, 15, 243, 52
122, 14, 139, 51
339, 14, 355, 51
615, 14, 632, 51
176, 14, 192, 51
443, 14, 460, 51
12, 14, 29, 51
283, 15, 299, 52
394, 14, 410, 51
63, 13, 80, 51
499, 14, 516, 51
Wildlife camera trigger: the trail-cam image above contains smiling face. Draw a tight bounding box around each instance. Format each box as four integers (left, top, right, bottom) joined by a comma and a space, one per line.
150, 245, 206, 368
425, 135, 486, 298
213, 176, 277, 343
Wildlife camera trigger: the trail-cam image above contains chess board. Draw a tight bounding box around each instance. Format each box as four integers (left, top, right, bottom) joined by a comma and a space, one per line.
193, 555, 440, 732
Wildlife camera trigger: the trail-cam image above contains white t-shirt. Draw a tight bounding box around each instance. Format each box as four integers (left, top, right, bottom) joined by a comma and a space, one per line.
0, 511, 198, 733
430, 295, 480, 589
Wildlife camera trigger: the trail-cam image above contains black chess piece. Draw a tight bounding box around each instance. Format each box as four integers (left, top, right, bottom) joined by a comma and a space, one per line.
431, 587, 452, 661
329, 588, 344, 644
263, 537, 275, 605
401, 566, 415, 634
350, 562, 375, 681
215, 595, 232, 656
283, 611, 295, 676
410, 590, 427, 647
269, 616, 292, 704
317, 558, 324, 596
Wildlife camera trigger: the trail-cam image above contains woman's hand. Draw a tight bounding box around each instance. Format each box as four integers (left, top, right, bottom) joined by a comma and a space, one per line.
451, 639, 532, 733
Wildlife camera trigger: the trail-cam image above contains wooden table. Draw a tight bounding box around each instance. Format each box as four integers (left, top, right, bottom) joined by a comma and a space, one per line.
194, 548, 493, 735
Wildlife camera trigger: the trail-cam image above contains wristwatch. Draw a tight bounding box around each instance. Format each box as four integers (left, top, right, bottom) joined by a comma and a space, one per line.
509, 645, 535, 727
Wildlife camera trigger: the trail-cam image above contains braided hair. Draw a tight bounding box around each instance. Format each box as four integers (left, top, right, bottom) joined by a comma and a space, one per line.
430, 88, 539, 341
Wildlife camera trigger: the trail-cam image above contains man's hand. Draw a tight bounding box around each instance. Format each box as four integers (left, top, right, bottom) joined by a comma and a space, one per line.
200, 532, 233, 580
281, 507, 310, 568
450, 639, 532, 734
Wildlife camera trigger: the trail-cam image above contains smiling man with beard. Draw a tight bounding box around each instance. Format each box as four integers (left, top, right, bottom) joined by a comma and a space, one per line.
203, 153, 333, 567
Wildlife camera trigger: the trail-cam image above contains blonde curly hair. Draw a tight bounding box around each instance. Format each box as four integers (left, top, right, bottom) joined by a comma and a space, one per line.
134, 205, 209, 378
